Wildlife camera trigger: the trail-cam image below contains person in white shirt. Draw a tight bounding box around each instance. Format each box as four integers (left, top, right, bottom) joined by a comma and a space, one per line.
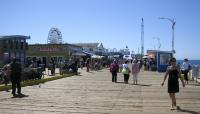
181, 58, 191, 84
122, 61, 131, 84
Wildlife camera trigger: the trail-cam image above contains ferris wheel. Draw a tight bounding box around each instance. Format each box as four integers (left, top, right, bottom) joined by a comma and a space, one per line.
47, 27, 62, 44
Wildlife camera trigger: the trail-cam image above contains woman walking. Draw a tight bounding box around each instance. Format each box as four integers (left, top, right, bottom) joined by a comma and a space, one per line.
132, 59, 140, 85
161, 57, 185, 110
122, 60, 131, 84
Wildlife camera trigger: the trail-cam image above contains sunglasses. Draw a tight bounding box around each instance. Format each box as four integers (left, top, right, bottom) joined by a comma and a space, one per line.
171, 60, 176, 62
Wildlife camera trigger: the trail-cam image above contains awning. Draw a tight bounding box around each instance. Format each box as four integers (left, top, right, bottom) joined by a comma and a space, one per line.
72, 52, 87, 56
82, 51, 95, 56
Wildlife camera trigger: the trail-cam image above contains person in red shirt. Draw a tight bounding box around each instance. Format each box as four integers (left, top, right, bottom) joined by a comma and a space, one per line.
110, 60, 119, 82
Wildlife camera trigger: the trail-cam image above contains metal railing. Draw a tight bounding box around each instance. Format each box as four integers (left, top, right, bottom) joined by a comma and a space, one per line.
191, 65, 200, 82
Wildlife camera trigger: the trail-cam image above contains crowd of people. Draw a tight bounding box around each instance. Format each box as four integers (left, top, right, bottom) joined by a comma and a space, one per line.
0, 56, 194, 109
108, 57, 192, 110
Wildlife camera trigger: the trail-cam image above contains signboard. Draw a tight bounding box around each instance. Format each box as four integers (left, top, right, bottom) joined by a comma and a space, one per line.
159, 53, 171, 65
157, 52, 173, 72
39, 47, 62, 52
26, 45, 69, 57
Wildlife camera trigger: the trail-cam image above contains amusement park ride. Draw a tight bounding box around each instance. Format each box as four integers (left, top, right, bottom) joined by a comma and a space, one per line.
47, 27, 62, 44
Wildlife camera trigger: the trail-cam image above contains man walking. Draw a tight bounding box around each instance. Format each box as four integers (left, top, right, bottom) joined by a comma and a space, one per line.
10, 58, 22, 97
181, 58, 191, 84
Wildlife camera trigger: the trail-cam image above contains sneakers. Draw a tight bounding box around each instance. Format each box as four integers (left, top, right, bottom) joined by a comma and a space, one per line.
12, 93, 26, 97
18, 93, 26, 97
12, 94, 18, 97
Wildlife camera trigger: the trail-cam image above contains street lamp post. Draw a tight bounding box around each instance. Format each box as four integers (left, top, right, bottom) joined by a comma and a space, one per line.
159, 17, 176, 53
152, 37, 161, 50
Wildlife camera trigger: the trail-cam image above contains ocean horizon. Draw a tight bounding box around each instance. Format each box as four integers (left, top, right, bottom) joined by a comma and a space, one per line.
177, 60, 200, 66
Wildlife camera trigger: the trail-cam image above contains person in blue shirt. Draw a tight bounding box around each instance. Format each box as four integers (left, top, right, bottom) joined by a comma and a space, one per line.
181, 58, 191, 84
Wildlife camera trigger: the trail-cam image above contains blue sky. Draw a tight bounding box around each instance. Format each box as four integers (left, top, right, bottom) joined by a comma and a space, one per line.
0, 0, 200, 59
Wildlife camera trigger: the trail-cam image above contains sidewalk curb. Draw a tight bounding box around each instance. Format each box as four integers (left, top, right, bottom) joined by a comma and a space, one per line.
0, 73, 75, 92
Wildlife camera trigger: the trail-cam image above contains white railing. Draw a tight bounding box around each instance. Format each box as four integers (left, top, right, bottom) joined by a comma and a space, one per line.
191, 65, 200, 82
